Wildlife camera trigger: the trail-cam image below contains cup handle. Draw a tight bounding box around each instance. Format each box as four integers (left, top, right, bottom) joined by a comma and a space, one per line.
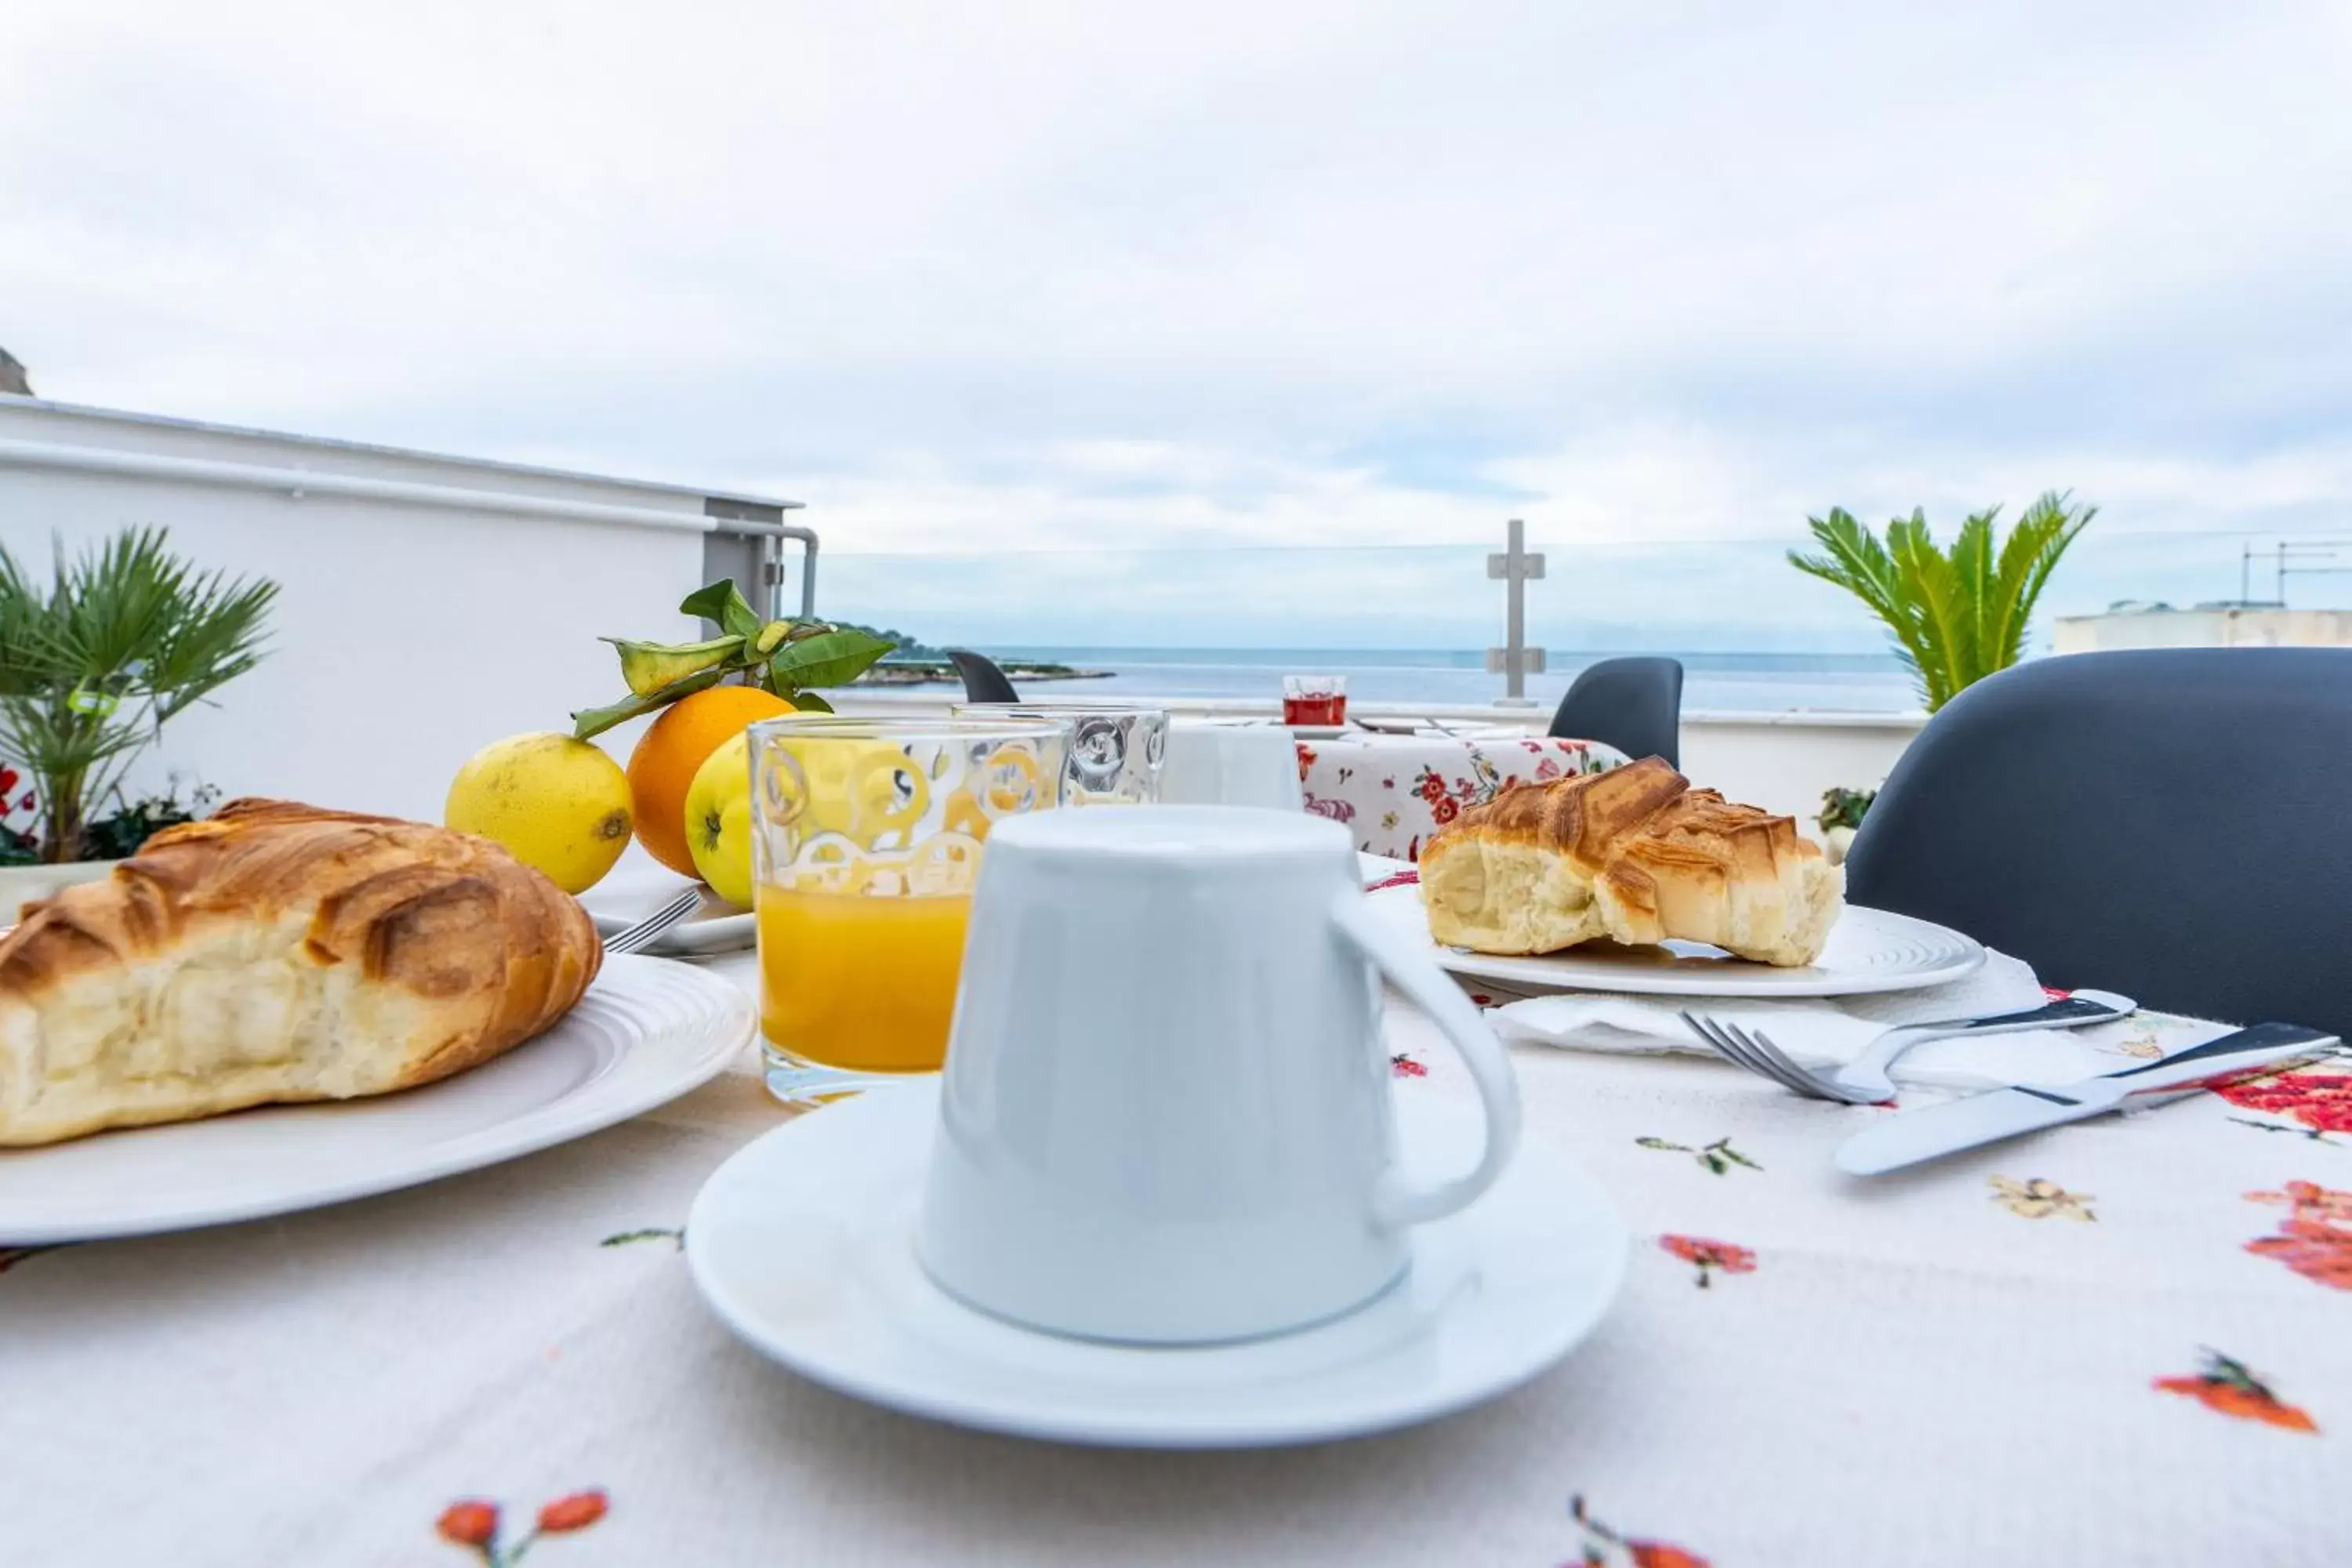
1327, 889, 1523, 1229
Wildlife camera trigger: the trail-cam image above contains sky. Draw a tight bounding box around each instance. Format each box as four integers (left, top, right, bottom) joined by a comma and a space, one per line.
5, 2, 2351, 648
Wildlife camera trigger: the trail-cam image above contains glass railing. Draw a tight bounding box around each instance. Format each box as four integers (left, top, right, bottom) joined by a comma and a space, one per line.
776, 529, 2307, 715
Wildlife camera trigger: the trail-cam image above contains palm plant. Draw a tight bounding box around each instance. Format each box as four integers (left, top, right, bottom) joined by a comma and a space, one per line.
1789, 491, 2093, 712
0, 528, 277, 862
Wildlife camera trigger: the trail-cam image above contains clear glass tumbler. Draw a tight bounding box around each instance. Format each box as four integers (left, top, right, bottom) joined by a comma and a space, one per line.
750, 713, 1065, 1105
1282, 675, 1348, 727
950, 702, 1168, 806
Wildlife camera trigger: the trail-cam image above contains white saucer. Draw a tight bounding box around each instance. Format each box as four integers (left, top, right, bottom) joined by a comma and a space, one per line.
1370, 884, 1986, 998
686, 1083, 1627, 1448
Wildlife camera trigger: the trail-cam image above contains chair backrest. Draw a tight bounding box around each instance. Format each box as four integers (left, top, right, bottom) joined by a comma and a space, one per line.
947, 649, 1022, 705
1846, 648, 2352, 1035
1548, 657, 1684, 767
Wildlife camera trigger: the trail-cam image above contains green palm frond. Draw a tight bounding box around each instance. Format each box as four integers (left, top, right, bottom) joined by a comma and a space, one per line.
1789, 495, 2092, 711
1790, 508, 1933, 689
0, 528, 275, 861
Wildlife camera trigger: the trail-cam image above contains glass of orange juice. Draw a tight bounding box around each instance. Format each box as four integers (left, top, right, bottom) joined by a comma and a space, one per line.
749, 713, 1065, 1105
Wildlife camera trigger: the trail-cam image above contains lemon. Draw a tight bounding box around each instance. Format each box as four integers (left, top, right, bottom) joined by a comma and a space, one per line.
447, 732, 633, 895
686, 736, 928, 906
684, 732, 756, 909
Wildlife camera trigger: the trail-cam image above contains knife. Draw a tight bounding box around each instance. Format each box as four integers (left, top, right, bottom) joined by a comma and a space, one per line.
1834, 1022, 2339, 1177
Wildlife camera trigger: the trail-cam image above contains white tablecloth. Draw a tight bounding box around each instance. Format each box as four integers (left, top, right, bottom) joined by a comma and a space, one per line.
1296, 733, 1628, 859
5, 952, 2349, 1566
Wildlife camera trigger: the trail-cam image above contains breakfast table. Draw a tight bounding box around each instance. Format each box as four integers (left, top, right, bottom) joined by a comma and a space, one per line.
6, 942, 2347, 1566
1296, 731, 1630, 859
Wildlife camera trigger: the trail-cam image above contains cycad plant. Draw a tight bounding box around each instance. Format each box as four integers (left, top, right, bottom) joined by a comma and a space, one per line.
1789, 492, 2093, 712
0, 528, 276, 862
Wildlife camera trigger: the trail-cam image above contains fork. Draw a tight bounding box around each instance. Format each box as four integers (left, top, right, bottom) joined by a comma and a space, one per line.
601, 887, 705, 956
1679, 989, 2137, 1103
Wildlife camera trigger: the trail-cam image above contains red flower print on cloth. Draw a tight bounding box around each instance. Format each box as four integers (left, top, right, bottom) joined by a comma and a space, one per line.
437, 1489, 608, 1564
1303, 794, 1357, 825
2154, 1348, 2318, 1433
2220, 1070, 2352, 1136
437, 1502, 499, 1549
1534, 757, 1563, 780
1567, 1495, 1711, 1568
1390, 1052, 1428, 1078
1659, 1234, 1755, 1289
1294, 743, 1316, 782
1366, 869, 1419, 893
1430, 795, 1459, 826
2245, 1181, 2352, 1289
537, 1492, 609, 1534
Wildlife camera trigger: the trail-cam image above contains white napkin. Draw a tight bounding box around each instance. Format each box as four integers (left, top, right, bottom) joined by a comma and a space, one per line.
1485, 950, 2201, 1091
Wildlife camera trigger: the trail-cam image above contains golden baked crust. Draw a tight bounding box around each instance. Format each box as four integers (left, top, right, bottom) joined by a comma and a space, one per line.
1419, 758, 1842, 966
0, 798, 601, 1145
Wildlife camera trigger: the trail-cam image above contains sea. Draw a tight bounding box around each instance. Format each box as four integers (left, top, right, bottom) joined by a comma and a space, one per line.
952, 648, 1919, 714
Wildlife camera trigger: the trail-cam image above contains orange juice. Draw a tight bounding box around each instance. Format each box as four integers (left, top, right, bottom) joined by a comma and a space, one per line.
757, 886, 972, 1072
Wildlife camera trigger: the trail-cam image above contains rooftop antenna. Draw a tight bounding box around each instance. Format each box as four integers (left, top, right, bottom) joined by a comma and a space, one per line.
2272, 540, 2352, 607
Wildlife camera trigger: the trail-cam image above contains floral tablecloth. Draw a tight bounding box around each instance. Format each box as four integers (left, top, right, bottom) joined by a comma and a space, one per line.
5, 949, 2349, 1566
1297, 733, 1629, 859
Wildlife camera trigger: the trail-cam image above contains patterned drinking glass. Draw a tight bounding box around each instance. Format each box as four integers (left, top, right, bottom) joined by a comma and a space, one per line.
1282, 675, 1348, 727
749, 714, 1065, 1105
950, 703, 1169, 806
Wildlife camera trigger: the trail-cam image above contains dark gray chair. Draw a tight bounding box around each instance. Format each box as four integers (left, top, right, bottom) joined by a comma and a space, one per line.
947, 649, 1021, 705
1548, 656, 1684, 767
1846, 648, 2352, 1035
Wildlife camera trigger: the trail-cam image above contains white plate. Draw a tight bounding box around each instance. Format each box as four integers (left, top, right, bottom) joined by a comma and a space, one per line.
686, 1083, 1627, 1449
593, 857, 1416, 956
1369, 884, 1985, 998
590, 884, 755, 957
0, 955, 756, 1244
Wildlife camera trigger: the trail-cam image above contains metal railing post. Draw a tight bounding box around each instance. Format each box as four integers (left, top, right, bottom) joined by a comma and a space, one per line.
1486, 517, 1547, 706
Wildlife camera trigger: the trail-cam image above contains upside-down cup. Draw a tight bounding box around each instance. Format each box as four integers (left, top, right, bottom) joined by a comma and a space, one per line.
916, 805, 1520, 1344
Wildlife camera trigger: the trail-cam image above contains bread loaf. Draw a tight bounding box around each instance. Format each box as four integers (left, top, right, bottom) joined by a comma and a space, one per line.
0, 799, 600, 1146
1419, 758, 1842, 966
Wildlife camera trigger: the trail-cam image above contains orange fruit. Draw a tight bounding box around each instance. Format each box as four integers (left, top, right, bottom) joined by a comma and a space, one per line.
626, 684, 796, 877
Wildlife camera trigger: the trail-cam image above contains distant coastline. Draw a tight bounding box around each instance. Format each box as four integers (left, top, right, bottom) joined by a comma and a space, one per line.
851, 646, 1919, 713
864, 660, 1114, 686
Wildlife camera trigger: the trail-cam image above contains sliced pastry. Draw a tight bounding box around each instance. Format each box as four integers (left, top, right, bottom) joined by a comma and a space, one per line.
1418, 757, 1842, 967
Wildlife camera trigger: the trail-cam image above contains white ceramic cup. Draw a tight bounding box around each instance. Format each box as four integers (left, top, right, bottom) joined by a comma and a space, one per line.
916, 805, 1521, 1345
1157, 719, 1305, 811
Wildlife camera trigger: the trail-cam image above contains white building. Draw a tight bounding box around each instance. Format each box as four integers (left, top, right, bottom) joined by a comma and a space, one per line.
2053, 602, 2352, 654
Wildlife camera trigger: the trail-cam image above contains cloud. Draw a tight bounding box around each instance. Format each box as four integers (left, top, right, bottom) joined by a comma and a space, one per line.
4, 0, 2350, 639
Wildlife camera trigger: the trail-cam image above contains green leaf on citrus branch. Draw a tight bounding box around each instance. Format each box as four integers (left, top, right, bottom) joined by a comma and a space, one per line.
570, 667, 726, 740
768, 628, 895, 691
677, 580, 763, 641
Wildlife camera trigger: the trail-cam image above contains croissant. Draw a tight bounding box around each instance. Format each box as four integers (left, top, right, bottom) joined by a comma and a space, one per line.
0, 799, 600, 1146
1419, 757, 1842, 967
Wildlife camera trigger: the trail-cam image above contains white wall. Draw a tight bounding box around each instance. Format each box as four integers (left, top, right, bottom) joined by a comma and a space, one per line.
1675, 712, 1919, 824
0, 400, 765, 823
